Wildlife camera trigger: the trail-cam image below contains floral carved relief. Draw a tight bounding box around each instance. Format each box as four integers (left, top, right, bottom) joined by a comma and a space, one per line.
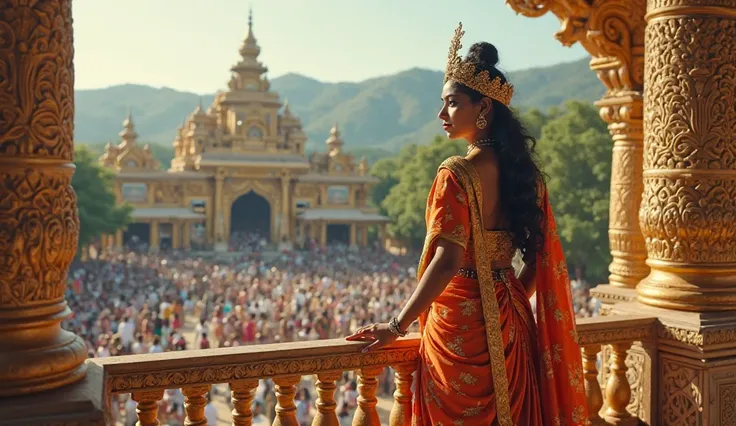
641, 15, 736, 264
660, 358, 702, 425
637, 1, 736, 310
0, 0, 87, 397
0, 0, 78, 305
0, 0, 75, 160
104, 347, 419, 394
0, 167, 78, 305
643, 18, 736, 172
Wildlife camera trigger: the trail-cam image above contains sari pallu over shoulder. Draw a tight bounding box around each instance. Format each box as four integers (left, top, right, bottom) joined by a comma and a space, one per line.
416, 156, 587, 426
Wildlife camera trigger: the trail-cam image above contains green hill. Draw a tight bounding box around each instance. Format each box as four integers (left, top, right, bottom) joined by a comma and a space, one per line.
74, 57, 603, 152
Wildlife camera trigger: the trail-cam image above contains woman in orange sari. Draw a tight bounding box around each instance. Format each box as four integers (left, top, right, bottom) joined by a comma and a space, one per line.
347, 24, 587, 425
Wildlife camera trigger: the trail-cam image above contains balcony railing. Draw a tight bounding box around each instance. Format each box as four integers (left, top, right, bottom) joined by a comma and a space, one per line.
88, 314, 657, 426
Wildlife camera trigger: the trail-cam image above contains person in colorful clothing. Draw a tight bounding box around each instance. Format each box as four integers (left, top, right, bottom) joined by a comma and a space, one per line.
347, 23, 587, 425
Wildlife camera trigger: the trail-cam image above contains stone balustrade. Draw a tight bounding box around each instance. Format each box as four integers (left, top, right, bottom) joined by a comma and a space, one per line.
87, 314, 657, 426
576, 314, 657, 425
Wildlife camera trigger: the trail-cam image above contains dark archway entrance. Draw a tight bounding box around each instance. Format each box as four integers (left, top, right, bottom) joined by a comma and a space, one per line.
327, 224, 350, 245
230, 191, 271, 241
124, 223, 150, 250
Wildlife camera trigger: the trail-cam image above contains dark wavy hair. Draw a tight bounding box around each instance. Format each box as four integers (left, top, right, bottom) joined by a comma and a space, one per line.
455, 42, 546, 261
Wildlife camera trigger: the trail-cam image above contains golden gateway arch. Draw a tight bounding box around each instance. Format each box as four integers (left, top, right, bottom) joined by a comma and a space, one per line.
0, 0, 735, 424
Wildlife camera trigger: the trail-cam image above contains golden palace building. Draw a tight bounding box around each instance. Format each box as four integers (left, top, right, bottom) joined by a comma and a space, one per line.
99, 14, 388, 251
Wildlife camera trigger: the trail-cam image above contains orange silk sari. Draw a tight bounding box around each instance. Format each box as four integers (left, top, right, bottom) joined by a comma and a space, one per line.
412, 157, 587, 426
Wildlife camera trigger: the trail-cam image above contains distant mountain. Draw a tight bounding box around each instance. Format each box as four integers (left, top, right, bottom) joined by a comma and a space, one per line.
74, 57, 603, 152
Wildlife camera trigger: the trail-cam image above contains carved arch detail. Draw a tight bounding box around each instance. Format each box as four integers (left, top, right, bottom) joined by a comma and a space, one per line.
506, 0, 646, 93
223, 179, 280, 239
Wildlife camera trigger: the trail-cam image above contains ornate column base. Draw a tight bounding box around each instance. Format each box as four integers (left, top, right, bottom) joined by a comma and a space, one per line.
0, 367, 104, 424
610, 301, 736, 425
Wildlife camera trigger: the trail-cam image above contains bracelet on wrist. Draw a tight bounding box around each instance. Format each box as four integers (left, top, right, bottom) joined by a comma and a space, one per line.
388, 317, 408, 337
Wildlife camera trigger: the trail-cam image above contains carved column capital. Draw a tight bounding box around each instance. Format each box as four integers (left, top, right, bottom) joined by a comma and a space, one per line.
507, 0, 646, 93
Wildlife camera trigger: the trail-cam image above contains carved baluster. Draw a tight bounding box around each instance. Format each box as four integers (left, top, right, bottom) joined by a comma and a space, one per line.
389, 364, 415, 426
604, 343, 637, 425
272, 375, 301, 426
311, 371, 341, 426
230, 379, 258, 426
131, 390, 165, 426
182, 385, 211, 426
581, 346, 605, 425
352, 366, 383, 426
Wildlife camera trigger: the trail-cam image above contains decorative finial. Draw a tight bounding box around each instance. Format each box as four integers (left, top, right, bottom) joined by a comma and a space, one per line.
123, 107, 134, 128
119, 109, 138, 146
326, 123, 344, 151
249, 7, 253, 31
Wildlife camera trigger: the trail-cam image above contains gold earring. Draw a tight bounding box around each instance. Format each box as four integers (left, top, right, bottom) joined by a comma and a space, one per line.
476, 115, 487, 130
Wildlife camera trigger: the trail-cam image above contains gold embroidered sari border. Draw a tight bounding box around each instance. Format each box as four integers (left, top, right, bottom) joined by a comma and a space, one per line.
439, 156, 513, 426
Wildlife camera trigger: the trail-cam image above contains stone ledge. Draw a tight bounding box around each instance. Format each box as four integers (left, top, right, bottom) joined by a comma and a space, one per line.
590, 284, 638, 305
611, 301, 736, 357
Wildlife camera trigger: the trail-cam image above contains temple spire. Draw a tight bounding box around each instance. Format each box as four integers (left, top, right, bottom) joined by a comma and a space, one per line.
326, 123, 344, 153
240, 7, 259, 57
119, 108, 138, 148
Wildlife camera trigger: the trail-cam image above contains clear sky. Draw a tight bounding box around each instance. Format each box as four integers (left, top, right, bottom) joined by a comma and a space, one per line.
72, 0, 588, 94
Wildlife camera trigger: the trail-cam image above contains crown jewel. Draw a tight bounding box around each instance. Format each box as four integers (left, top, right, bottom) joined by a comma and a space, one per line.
444, 23, 514, 106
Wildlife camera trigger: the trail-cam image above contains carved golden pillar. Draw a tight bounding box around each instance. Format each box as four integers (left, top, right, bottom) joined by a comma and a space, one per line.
349, 223, 357, 247
150, 220, 160, 251
281, 173, 290, 241
0, 0, 88, 396
638, 0, 736, 312
171, 221, 180, 250
320, 221, 327, 248
597, 94, 649, 290
214, 168, 225, 244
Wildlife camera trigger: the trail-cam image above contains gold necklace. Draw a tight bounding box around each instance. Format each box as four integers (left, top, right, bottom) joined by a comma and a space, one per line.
466, 138, 496, 154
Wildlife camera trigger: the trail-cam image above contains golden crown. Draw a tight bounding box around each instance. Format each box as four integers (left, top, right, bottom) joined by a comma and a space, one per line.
444, 22, 514, 106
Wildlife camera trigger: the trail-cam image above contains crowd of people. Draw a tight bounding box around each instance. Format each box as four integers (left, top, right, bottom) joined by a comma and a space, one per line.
62, 232, 598, 425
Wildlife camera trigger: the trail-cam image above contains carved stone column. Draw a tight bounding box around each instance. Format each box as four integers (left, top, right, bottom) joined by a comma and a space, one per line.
597, 94, 649, 291
0, 0, 88, 396
150, 220, 160, 251
638, 0, 736, 312
280, 173, 290, 241
171, 221, 180, 249
214, 168, 224, 238
349, 223, 357, 247
320, 221, 327, 248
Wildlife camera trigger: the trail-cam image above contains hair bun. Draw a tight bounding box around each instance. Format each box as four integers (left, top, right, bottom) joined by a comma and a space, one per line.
467, 42, 499, 67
